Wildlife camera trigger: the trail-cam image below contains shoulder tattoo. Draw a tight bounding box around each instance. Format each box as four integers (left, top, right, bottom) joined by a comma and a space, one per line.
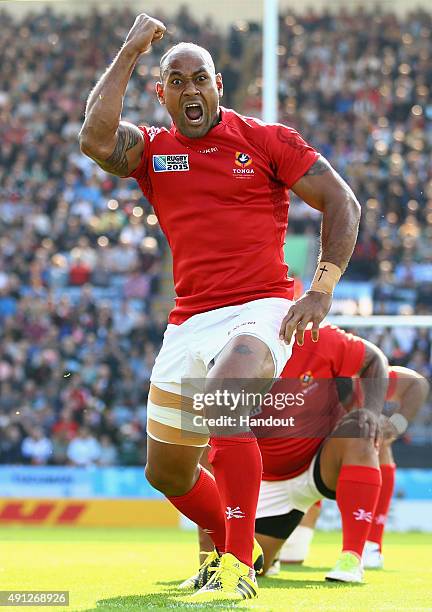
305, 155, 332, 176
98, 124, 141, 176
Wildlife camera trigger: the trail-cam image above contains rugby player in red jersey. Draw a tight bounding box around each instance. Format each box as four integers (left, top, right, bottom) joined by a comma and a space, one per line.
276, 363, 430, 572
79, 14, 361, 601
195, 325, 388, 583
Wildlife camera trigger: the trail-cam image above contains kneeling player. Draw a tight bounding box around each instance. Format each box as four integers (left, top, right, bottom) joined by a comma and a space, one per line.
195, 325, 387, 584
275, 363, 429, 571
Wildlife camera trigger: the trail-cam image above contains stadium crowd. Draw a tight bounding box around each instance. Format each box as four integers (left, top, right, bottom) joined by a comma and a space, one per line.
247, 7, 432, 314
0, 5, 430, 466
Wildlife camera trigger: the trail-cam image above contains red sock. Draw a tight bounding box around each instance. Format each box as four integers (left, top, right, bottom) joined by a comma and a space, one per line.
168, 467, 226, 552
209, 435, 262, 567
368, 463, 396, 551
336, 465, 382, 558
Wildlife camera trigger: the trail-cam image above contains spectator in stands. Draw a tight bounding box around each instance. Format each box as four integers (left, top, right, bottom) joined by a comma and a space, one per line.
67, 427, 101, 466
98, 434, 118, 466
0, 425, 23, 464
21, 427, 53, 465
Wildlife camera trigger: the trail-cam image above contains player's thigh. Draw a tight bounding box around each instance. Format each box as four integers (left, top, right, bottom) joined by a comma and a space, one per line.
211, 334, 275, 380
201, 298, 293, 380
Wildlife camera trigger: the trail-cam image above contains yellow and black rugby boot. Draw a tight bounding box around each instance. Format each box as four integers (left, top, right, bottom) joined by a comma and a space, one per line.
192, 553, 258, 601
253, 537, 265, 575
178, 549, 220, 590
179, 538, 263, 591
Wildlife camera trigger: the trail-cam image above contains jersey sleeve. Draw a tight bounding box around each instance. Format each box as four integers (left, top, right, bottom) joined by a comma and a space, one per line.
386, 369, 398, 400
265, 124, 319, 188
324, 325, 366, 377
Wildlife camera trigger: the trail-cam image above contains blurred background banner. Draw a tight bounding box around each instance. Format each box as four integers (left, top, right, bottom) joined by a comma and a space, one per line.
0, 466, 178, 526
0, 0, 431, 529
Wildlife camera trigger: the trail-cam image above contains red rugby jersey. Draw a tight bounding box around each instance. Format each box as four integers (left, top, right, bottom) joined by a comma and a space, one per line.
129, 107, 318, 324
258, 325, 365, 480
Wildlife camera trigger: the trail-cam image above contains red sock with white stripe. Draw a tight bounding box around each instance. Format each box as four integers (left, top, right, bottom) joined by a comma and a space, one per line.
367, 463, 396, 551
168, 466, 226, 552
209, 435, 262, 567
336, 465, 382, 558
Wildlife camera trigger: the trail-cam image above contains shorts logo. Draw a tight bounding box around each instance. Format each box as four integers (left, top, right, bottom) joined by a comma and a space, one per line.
235, 152, 252, 167
153, 154, 189, 172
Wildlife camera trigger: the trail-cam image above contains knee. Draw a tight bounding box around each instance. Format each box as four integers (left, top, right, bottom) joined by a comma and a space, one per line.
341, 436, 377, 463
259, 351, 276, 379
145, 461, 196, 497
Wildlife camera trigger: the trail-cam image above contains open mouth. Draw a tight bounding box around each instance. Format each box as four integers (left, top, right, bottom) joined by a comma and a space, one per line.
184, 102, 204, 124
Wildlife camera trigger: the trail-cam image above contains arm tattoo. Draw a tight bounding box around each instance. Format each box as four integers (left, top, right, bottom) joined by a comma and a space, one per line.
233, 344, 253, 355
305, 155, 332, 176
98, 125, 140, 176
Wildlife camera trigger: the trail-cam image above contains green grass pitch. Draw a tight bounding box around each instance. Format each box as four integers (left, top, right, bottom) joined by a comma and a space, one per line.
1, 527, 431, 611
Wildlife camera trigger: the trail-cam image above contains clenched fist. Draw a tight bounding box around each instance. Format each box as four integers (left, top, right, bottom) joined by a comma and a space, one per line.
124, 14, 166, 56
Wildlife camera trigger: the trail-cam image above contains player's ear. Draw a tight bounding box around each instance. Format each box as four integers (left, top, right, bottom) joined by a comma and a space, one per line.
156, 82, 165, 105
216, 73, 223, 99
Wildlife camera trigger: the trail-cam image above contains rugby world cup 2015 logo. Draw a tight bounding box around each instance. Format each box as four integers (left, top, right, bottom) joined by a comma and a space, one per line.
152, 154, 189, 172
235, 152, 252, 167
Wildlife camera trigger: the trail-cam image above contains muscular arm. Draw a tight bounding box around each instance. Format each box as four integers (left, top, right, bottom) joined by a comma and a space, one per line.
389, 366, 430, 423
79, 14, 165, 177
79, 45, 144, 177
280, 156, 361, 345
356, 340, 389, 415
291, 156, 361, 272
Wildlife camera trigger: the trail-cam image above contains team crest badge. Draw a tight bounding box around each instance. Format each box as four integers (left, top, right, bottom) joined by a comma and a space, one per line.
300, 370, 314, 386
235, 152, 252, 167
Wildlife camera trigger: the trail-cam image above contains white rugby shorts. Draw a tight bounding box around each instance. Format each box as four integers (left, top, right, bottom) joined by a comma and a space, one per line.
147, 297, 293, 446
256, 454, 325, 518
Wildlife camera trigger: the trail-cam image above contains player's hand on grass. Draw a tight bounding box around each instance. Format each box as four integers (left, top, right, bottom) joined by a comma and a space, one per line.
124, 14, 166, 56
279, 291, 332, 346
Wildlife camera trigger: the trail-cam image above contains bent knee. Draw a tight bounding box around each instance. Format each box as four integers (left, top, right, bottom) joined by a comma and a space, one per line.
340, 436, 377, 464
145, 462, 197, 497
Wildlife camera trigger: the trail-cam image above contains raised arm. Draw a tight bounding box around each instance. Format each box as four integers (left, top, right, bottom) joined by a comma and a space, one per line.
79, 14, 166, 177
280, 155, 361, 345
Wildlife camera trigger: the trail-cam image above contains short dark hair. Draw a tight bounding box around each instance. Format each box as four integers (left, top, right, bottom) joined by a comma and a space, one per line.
159, 42, 215, 79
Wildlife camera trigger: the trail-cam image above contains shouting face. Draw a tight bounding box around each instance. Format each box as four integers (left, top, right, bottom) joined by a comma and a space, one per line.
157, 43, 223, 139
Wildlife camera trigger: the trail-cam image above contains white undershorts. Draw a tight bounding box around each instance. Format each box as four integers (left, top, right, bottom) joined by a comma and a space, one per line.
256, 454, 324, 518
148, 297, 294, 445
